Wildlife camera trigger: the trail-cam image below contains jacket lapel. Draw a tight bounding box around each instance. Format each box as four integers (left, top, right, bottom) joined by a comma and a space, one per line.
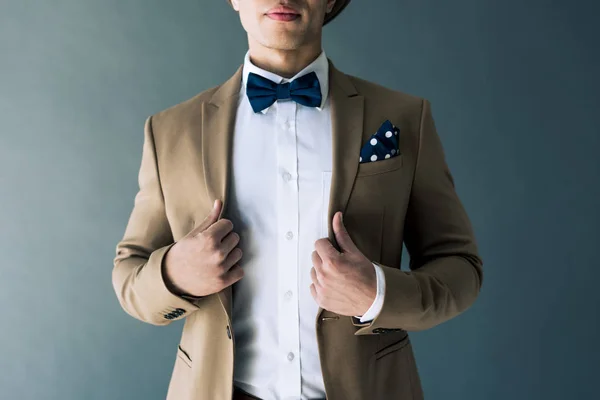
200, 58, 365, 323
201, 64, 243, 320
326, 60, 364, 251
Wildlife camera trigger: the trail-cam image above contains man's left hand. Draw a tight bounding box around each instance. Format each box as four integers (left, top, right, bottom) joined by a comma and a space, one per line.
310, 211, 377, 317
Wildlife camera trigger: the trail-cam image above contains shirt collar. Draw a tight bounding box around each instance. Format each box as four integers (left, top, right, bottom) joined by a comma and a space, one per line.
241, 48, 329, 114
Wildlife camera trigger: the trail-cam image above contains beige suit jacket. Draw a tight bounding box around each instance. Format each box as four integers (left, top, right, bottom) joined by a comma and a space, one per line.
112, 58, 484, 400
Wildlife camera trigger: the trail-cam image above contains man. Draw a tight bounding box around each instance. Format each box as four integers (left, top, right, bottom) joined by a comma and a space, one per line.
111, 0, 484, 399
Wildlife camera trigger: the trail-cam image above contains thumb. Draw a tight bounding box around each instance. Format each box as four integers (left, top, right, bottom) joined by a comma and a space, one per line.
190, 199, 221, 236
332, 212, 358, 253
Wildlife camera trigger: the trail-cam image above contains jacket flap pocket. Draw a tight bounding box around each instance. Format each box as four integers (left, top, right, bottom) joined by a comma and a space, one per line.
374, 332, 409, 360
177, 344, 192, 367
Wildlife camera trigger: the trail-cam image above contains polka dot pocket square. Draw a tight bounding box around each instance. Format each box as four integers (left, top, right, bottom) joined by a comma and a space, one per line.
359, 119, 400, 163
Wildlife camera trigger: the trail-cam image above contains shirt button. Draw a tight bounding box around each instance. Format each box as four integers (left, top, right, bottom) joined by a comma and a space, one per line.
283, 171, 292, 181
284, 290, 293, 300
281, 120, 290, 130
287, 352, 295, 361
285, 231, 293, 240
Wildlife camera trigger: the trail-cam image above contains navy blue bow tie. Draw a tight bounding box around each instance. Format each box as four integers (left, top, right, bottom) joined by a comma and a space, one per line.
246, 71, 322, 113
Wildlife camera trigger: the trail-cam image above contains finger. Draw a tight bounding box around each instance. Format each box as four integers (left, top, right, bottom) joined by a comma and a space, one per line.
314, 237, 340, 261
190, 199, 221, 236
204, 218, 234, 243
223, 263, 244, 286
310, 283, 318, 302
310, 265, 321, 287
311, 250, 324, 278
222, 247, 243, 271
221, 230, 241, 254
333, 211, 358, 254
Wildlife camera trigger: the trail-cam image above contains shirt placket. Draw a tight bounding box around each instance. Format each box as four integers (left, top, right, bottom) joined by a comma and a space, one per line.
275, 98, 301, 398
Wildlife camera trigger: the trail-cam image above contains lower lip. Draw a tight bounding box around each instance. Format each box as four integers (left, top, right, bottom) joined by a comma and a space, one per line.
267, 13, 300, 21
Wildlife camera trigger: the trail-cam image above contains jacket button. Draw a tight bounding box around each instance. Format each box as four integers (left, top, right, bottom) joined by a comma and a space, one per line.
226, 325, 232, 339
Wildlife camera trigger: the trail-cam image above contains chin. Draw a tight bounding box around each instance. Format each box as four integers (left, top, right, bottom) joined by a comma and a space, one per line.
263, 41, 301, 51
260, 33, 303, 48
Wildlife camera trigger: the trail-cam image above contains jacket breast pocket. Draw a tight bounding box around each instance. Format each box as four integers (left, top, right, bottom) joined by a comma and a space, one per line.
356, 154, 403, 177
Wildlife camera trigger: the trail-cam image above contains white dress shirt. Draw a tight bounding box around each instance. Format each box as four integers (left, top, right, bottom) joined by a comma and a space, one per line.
228, 48, 386, 400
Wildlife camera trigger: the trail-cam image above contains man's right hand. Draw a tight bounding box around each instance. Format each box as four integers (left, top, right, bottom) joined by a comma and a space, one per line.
163, 199, 244, 297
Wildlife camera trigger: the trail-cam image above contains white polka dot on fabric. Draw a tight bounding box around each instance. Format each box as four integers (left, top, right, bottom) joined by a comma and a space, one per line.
370, 138, 377, 145
385, 154, 390, 159
359, 156, 362, 162
385, 130, 392, 138
391, 149, 396, 154
394, 130, 398, 135
370, 154, 377, 161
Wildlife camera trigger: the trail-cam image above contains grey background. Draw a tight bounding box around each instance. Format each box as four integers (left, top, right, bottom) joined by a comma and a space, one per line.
1, 0, 598, 399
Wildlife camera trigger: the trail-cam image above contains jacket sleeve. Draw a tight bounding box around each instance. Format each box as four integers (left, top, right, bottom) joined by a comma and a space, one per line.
112, 115, 204, 326
352, 99, 484, 334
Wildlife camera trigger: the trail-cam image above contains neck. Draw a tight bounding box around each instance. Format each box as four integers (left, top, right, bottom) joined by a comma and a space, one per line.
247, 41, 322, 79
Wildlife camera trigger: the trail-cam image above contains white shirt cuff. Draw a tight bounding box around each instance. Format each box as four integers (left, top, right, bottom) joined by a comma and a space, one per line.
354, 262, 386, 323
